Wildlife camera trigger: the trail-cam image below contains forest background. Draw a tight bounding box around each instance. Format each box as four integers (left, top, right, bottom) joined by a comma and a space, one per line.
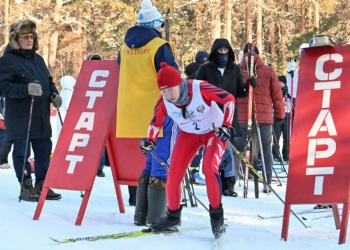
0, 0, 349, 91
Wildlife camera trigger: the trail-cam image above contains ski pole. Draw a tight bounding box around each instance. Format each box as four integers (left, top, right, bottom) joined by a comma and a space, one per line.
19, 95, 35, 202
212, 126, 308, 228
139, 141, 209, 212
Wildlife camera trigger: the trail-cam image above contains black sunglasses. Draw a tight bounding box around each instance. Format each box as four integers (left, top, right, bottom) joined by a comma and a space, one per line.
159, 21, 165, 28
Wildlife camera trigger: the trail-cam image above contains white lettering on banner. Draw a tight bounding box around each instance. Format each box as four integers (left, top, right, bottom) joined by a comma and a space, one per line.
306, 53, 342, 195
65, 69, 110, 174
75, 112, 95, 131
86, 91, 103, 109
66, 155, 84, 174
89, 70, 109, 87
68, 133, 90, 151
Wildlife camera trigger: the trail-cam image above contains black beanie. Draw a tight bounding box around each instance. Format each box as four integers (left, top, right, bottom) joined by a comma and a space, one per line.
278, 75, 287, 84
185, 62, 200, 77
243, 43, 259, 55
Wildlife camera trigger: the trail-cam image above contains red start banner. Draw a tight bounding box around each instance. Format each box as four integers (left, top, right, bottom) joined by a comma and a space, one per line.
34, 60, 146, 225
282, 45, 350, 244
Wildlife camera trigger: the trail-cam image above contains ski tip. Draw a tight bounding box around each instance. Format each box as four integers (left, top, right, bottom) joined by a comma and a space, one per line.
50, 237, 65, 243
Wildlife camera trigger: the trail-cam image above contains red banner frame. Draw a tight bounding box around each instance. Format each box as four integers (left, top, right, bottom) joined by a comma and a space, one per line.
281, 45, 350, 244
33, 61, 145, 225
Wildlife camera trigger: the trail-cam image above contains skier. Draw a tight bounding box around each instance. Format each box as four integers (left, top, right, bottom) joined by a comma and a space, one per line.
140, 62, 235, 238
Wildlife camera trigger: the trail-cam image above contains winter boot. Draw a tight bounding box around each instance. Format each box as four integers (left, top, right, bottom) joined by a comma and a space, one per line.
134, 173, 149, 226
190, 168, 206, 185
209, 204, 226, 239
150, 206, 182, 232
34, 180, 62, 200
128, 186, 137, 206
146, 177, 167, 224
221, 176, 238, 197
20, 178, 40, 202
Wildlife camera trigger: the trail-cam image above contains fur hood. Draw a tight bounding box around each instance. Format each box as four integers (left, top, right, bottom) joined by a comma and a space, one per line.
9, 19, 38, 50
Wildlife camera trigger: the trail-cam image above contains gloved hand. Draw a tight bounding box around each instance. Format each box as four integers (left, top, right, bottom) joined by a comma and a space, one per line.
28, 81, 42, 96
246, 77, 257, 88
50, 93, 62, 108
214, 126, 230, 142
274, 118, 284, 125
140, 140, 156, 154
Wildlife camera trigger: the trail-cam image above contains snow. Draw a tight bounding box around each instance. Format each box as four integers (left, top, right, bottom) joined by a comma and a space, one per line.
0, 115, 348, 250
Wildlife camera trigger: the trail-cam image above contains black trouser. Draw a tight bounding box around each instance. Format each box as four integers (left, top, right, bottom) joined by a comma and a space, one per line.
272, 113, 290, 161
0, 140, 13, 164
12, 138, 52, 182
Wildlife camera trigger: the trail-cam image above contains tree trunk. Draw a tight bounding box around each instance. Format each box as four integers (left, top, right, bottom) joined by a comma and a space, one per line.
211, 0, 221, 43
48, 0, 63, 69
256, 0, 263, 52
245, 0, 253, 43
269, 0, 276, 66
224, 0, 233, 44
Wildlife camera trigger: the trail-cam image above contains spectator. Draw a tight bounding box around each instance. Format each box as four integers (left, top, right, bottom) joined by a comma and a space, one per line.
117, 0, 179, 225
56, 76, 76, 139
272, 75, 290, 163
196, 39, 248, 197
0, 19, 62, 201
0, 97, 9, 169
143, 62, 234, 238
237, 43, 285, 193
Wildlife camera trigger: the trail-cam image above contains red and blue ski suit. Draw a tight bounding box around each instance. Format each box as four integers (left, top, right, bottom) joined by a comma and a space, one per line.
147, 80, 235, 210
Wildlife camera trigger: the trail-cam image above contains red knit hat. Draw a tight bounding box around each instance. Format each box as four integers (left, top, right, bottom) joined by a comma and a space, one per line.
157, 62, 182, 90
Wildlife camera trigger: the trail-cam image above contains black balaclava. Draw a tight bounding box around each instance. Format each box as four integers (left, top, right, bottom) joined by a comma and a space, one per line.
214, 51, 229, 68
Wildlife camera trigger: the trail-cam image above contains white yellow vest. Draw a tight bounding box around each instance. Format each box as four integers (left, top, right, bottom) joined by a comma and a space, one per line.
117, 37, 173, 138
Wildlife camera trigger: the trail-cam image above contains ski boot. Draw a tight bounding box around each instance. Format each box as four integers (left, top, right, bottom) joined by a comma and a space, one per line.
209, 204, 226, 239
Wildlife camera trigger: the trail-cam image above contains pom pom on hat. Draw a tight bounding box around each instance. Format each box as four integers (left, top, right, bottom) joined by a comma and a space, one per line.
195, 51, 209, 64
157, 62, 182, 90
138, 0, 163, 28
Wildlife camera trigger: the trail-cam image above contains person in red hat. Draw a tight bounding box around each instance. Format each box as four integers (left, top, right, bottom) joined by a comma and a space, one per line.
140, 62, 235, 238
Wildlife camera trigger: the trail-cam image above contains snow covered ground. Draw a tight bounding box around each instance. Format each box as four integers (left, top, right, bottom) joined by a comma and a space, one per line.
0, 115, 348, 250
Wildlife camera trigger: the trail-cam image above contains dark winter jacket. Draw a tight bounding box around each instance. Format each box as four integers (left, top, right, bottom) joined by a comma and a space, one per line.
238, 53, 285, 124
195, 39, 247, 98
195, 39, 247, 135
0, 44, 59, 140
117, 25, 178, 71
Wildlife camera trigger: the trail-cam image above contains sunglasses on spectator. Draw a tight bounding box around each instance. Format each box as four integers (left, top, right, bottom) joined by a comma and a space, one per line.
159, 21, 165, 28
19, 34, 35, 40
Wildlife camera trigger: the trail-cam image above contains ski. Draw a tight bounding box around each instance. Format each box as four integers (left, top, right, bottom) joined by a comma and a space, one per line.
302, 213, 334, 221
50, 226, 207, 243
243, 42, 256, 198
258, 208, 333, 219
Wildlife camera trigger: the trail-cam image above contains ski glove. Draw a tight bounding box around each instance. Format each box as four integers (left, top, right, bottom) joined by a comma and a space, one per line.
274, 118, 284, 125
246, 77, 257, 88
214, 126, 230, 142
28, 81, 42, 96
50, 93, 62, 108
140, 140, 156, 155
